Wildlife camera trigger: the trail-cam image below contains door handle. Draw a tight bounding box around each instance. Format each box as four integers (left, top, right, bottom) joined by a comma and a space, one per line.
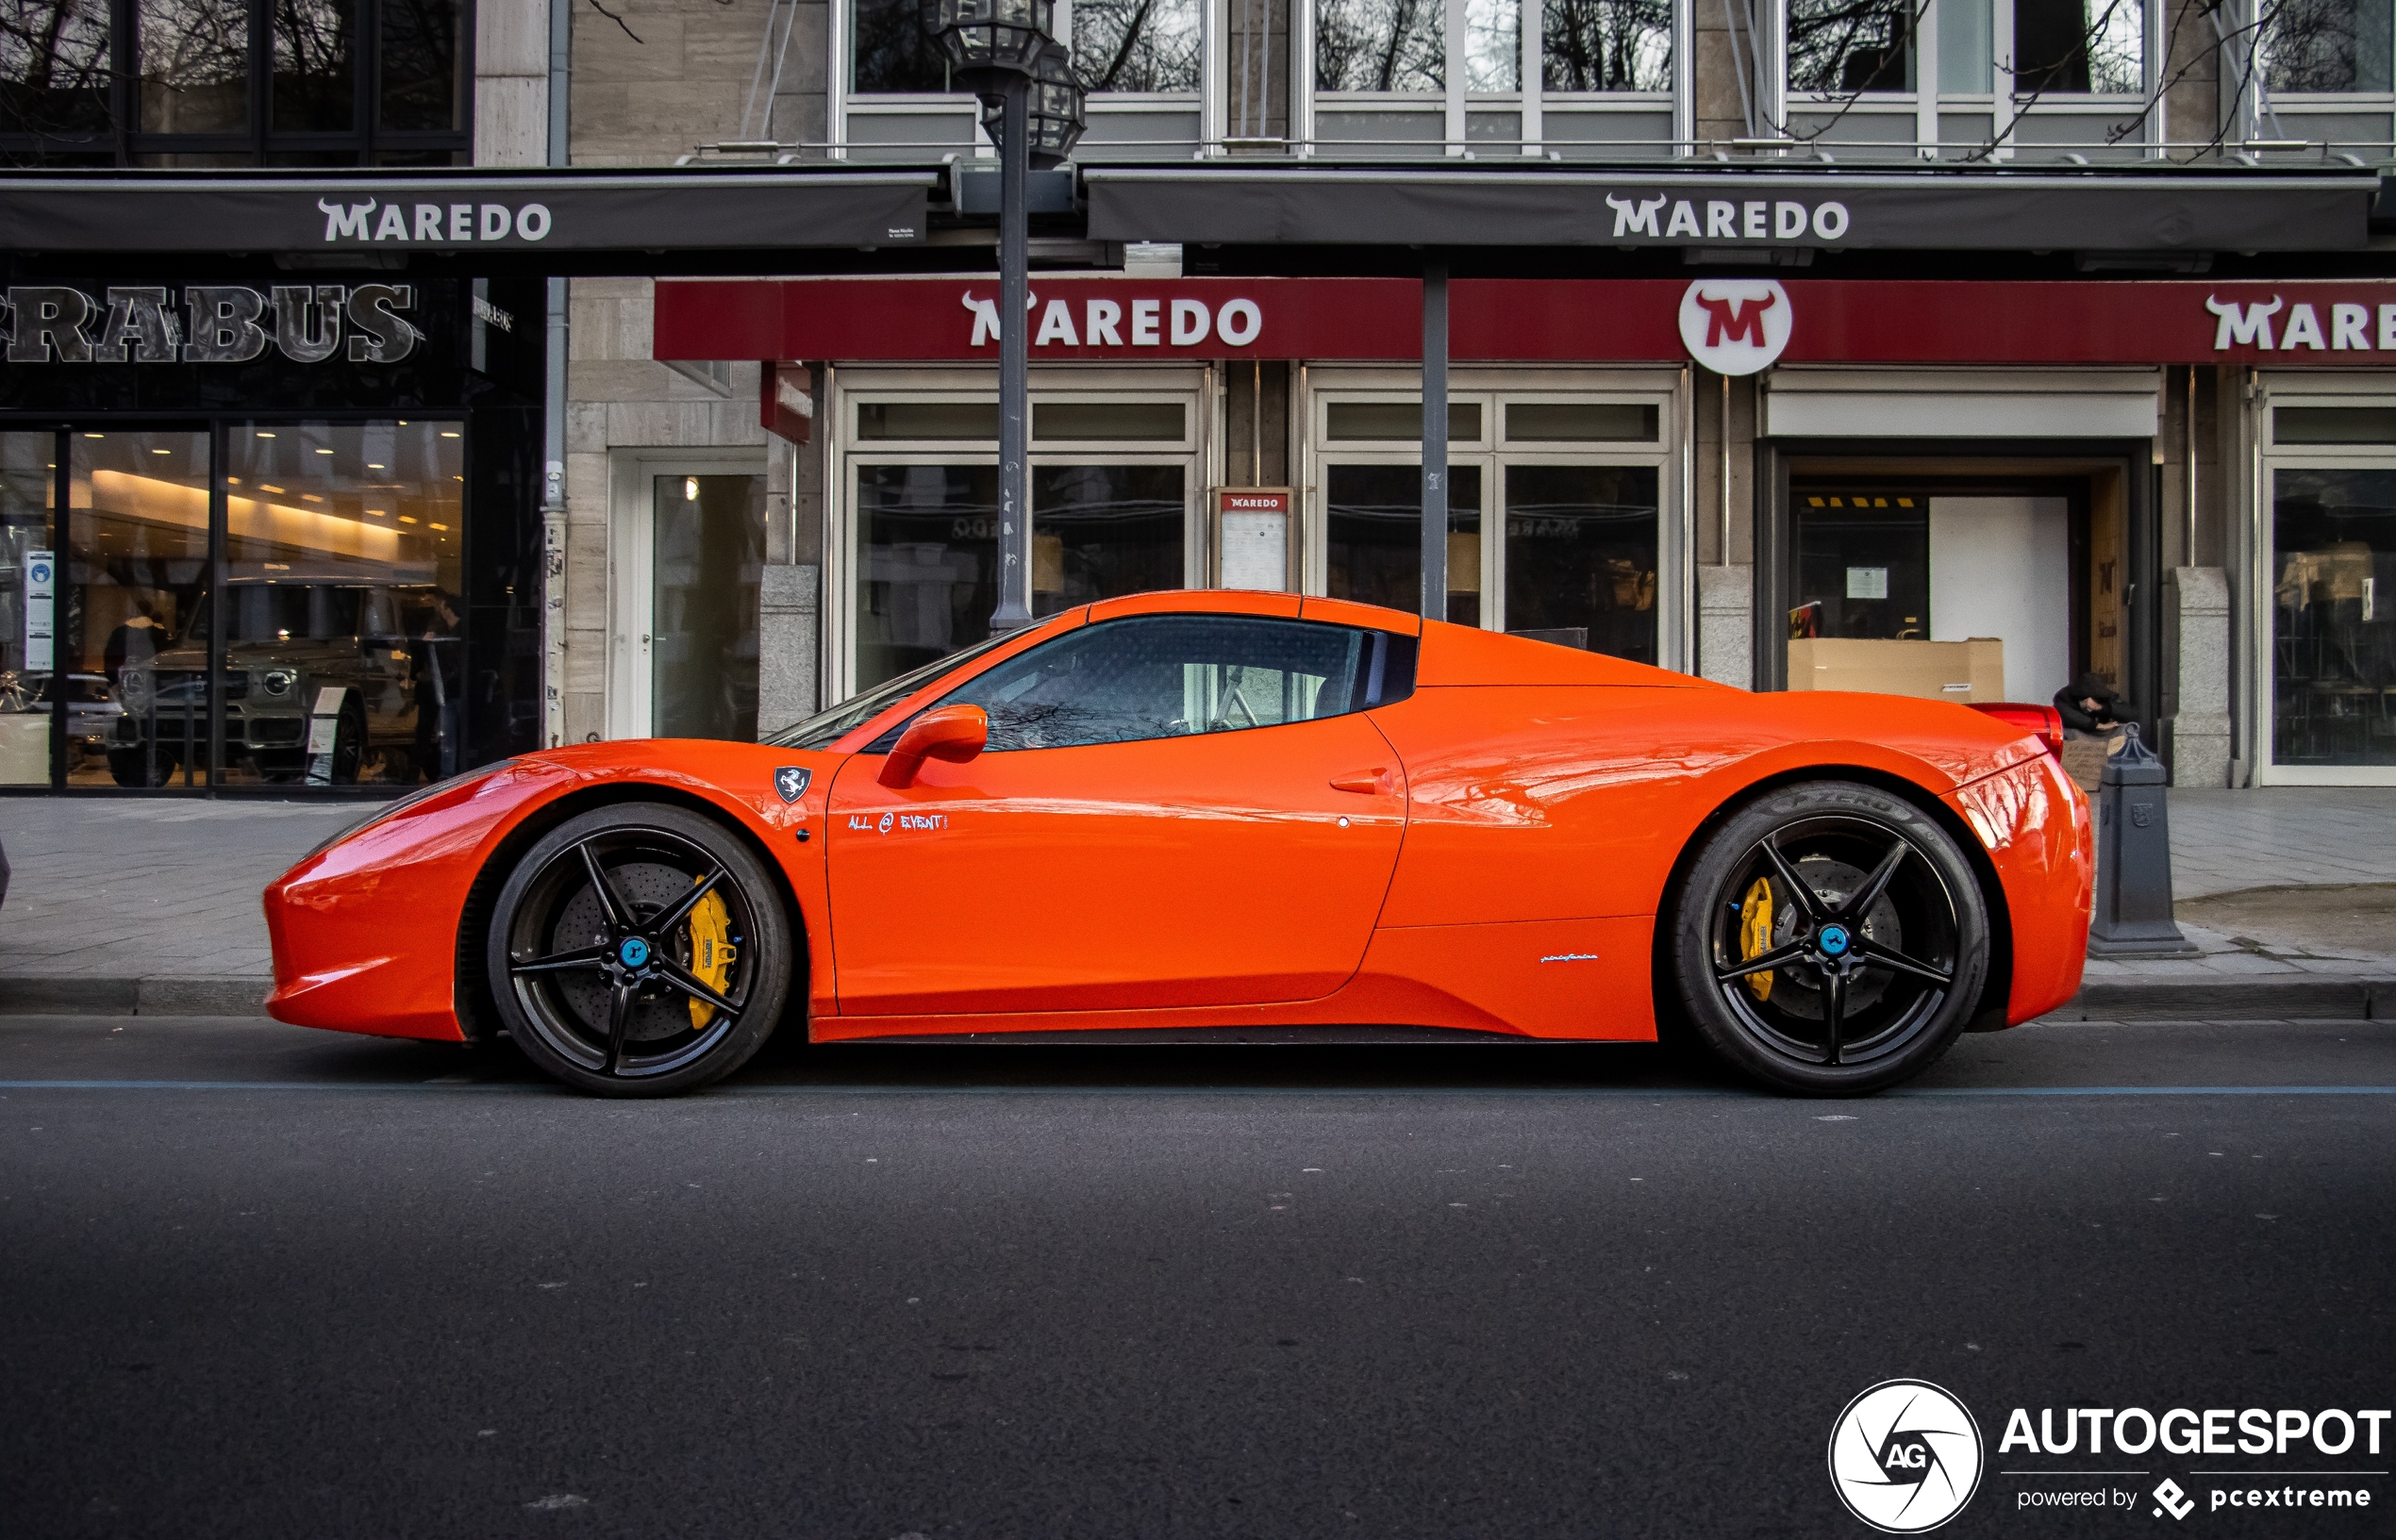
1330, 768, 1392, 794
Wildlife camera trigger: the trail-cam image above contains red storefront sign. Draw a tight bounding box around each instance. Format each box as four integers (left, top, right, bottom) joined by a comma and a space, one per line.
654, 276, 2396, 368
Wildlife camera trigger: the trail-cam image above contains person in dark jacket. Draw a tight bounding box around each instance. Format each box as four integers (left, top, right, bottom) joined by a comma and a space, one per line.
2055, 671, 2132, 736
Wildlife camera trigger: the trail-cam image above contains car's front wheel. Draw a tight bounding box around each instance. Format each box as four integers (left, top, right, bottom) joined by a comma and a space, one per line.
486, 803, 791, 1098
1671, 780, 1988, 1095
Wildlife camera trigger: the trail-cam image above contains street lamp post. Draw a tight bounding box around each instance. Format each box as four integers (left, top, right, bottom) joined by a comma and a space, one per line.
920, 0, 1085, 635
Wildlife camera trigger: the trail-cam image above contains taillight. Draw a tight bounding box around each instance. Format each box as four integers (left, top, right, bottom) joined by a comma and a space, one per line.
1968, 702, 2065, 757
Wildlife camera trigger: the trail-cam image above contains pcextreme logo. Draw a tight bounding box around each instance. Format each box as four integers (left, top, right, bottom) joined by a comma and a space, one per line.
1829, 1379, 1987, 1533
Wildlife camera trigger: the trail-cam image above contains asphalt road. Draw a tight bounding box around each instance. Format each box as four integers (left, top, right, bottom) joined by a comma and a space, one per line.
2, 1016, 2391, 1540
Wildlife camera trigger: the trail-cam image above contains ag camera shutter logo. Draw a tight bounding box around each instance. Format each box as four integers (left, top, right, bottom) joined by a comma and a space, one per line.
1828, 1379, 1985, 1532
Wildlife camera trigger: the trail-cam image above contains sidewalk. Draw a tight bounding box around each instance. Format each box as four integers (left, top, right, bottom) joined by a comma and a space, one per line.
1, 783, 2390, 1019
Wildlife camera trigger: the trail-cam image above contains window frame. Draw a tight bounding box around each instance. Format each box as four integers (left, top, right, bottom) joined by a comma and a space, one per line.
2254, 382, 2396, 785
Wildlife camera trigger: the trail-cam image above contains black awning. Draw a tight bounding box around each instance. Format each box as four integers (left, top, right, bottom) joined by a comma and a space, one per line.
0, 168, 937, 254
1084, 165, 2375, 252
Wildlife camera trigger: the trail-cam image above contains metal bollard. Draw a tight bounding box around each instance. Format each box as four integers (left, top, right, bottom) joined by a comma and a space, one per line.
2086, 724, 2198, 957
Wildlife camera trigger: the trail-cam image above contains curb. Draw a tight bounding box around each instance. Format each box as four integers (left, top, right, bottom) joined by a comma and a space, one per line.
1, 977, 271, 1018
2057, 976, 2388, 1022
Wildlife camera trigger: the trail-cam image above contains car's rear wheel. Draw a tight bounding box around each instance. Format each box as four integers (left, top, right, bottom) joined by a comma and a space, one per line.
486, 803, 790, 1098
1671, 780, 1988, 1096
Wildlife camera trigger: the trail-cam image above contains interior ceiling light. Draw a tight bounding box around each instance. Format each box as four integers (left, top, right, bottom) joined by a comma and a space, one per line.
366, 462, 385, 470
151, 448, 170, 455
440, 431, 459, 439
256, 431, 275, 439
260, 484, 284, 493
684, 477, 699, 501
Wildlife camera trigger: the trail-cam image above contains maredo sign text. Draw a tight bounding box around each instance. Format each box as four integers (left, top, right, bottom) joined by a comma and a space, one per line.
653, 277, 2396, 369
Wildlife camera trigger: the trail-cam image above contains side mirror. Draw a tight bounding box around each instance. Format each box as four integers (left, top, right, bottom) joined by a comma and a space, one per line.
877, 704, 988, 788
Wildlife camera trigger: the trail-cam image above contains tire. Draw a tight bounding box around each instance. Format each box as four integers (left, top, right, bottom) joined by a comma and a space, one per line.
1671, 780, 1988, 1096
329, 697, 366, 785
485, 803, 792, 1098
107, 742, 179, 787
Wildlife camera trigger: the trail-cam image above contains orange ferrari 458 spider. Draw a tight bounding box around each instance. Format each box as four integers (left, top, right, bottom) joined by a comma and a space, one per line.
264, 589, 2091, 1099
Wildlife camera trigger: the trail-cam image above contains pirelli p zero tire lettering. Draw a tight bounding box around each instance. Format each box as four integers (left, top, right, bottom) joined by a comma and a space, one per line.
1672, 780, 1989, 1096
485, 803, 790, 1099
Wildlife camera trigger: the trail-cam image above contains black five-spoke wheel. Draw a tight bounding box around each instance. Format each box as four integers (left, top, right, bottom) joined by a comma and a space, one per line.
1672, 781, 1989, 1095
486, 803, 791, 1097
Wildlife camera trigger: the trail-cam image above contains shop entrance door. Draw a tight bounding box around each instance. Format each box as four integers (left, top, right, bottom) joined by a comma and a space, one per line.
613, 464, 766, 742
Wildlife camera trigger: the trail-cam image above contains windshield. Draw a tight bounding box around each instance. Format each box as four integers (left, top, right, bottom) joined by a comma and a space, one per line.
767, 631, 1017, 750
189, 583, 446, 645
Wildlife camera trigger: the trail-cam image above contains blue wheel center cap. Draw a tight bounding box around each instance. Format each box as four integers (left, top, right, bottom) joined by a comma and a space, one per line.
618, 936, 651, 969
1817, 925, 1851, 957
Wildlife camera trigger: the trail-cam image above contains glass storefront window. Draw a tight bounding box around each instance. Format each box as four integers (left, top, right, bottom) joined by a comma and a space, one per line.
1326, 461, 1483, 625
856, 463, 1000, 691
653, 473, 764, 743
1503, 464, 1658, 663
1033, 403, 1186, 441
2272, 468, 2396, 768
1031, 465, 1186, 619
0, 434, 57, 785
204, 421, 463, 787
1326, 401, 1482, 441
71, 428, 212, 787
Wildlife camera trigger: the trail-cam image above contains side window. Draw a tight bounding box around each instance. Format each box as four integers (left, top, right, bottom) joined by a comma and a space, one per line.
895, 615, 1416, 752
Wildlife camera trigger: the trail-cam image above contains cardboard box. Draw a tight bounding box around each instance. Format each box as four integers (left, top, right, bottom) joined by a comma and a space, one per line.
1786, 638, 2006, 703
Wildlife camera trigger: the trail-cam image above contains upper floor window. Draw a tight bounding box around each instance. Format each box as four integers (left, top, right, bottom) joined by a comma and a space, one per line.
1315, 0, 1672, 92
0, 0, 111, 138
2262, 0, 2393, 92
2013, 0, 2142, 94
1787, 0, 1912, 91
1073, 0, 1202, 91
2, 1, 470, 167
1316, 0, 1446, 91
1786, 0, 2142, 97
853, 0, 949, 91
1541, 0, 1672, 91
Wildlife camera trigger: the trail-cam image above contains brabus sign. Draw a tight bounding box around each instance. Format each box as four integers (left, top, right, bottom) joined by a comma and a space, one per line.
2, 283, 420, 364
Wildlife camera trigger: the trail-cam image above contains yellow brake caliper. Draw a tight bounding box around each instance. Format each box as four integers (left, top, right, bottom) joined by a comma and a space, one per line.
685, 877, 737, 1029
1739, 877, 1775, 1002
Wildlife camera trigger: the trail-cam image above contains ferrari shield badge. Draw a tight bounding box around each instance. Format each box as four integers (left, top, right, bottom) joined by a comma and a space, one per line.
774, 766, 812, 803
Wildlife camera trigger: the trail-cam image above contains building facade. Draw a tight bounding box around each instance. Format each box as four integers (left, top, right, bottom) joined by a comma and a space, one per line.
4, 0, 2393, 792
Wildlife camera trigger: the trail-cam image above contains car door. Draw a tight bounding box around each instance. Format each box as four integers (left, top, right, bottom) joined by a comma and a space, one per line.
826, 611, 1411, 1017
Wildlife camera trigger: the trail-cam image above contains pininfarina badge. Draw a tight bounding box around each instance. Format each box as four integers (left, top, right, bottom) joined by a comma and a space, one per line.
774, 767, 811, 803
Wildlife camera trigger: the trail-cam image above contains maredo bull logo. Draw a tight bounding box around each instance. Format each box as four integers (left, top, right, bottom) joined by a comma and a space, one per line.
1678, 279, 1792, 374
